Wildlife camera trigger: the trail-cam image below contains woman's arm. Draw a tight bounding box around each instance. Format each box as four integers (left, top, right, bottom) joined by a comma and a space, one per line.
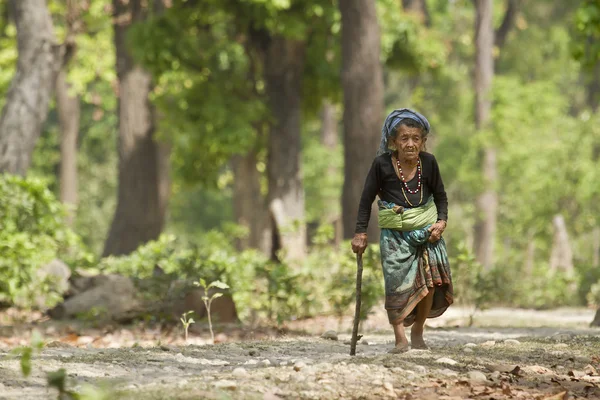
352, 158, 381, 254
355, 158, 381, 234
428, 155, 448, 242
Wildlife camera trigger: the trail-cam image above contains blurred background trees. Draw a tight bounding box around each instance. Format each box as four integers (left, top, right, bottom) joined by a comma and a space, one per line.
1, 0, 600, 325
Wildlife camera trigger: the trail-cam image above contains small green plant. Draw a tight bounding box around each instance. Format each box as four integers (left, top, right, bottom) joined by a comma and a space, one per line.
10, 329, 44, 377
194, 279, 230, 343
179, 310, 195, 342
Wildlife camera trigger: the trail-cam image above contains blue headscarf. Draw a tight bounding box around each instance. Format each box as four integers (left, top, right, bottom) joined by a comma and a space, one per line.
377, 108, 431, 156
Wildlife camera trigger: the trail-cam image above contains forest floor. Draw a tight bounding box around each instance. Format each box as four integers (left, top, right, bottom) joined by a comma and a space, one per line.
0, 306, 599, 399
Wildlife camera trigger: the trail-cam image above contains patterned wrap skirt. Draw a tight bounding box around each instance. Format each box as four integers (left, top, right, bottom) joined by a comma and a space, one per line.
379, 225, 453, 326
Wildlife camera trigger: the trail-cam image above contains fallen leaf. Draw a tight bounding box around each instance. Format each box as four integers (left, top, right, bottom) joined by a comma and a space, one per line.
542, 391, 568, 400
568, 370, 586, 378
584, 365, 598, 376
501, 382, 513, 395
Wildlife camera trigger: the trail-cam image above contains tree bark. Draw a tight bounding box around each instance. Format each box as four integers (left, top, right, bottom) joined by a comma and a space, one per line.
523, 229, 536, 276
495, 0, 520, 50
231, 149, 269, 254
0, 0, 61, 175
56, 70, 80, 226
473, 0, 497, 271
320, 100, 343, 246
340, 0, 385, 240
103, 0, 170, 257
263, 36, 307, 261
401, 0, 431, 26
549, 214, 574, 276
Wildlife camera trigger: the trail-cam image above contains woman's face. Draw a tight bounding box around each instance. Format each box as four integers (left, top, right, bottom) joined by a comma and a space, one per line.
392, 125, 426, 162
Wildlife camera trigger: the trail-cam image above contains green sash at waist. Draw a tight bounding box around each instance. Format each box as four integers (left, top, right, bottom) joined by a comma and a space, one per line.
378, 197, 437, 231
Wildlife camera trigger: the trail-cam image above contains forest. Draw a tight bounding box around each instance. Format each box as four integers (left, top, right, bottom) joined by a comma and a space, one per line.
1, 0, 600, 399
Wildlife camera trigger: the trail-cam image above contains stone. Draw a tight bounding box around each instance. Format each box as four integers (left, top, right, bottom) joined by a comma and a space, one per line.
555, 343, 569, 348
415, 365, 427, 374
490, 371, 501, 380
440, 369, 458, 377
36, 259, 71, 309
320, 330, 338, 341
261, 359, 271, 366
232, 367, 248, 377
487, 364, 518, 373
383, 382, 394, 394
49, 274, 139, 320
464, 343, 477, 348
463, 348, 474, 353
480, 341, 496, 347
551, 333, 574, 342
468, 370, 487, 382
213, 380, 237, 390
435, 357, 458, 366
504, 339, 521, 345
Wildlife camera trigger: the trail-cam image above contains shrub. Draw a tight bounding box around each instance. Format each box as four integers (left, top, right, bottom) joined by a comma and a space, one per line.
0, 175, 90, 309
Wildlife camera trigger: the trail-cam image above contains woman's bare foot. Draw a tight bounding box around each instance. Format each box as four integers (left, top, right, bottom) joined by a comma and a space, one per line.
410, 327, 429, 350
388, 343, 409, 354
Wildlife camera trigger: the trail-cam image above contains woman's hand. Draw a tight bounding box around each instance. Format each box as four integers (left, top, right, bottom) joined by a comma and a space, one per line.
428, 220, 446, 243
351, 233, 368, 255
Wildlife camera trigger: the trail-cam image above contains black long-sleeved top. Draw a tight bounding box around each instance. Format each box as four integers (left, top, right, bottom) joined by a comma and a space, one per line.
355, 151, 448, 234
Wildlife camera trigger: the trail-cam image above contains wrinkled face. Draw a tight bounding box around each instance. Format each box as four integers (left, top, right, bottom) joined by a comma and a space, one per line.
392, 125, 426, 162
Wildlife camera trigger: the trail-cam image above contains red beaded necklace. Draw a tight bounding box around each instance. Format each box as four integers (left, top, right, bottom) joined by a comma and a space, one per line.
396, 158, 422, 194
396, 157, 423, 207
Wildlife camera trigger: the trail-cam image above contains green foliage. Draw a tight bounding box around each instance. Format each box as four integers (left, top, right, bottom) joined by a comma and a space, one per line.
0, 175, 91, 309
573, 0, 600, 70
179, 310, 195, 341
9, 330, 44, 378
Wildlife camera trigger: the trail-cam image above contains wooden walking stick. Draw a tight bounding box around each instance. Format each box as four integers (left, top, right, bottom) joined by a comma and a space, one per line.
350, 252, 364, 356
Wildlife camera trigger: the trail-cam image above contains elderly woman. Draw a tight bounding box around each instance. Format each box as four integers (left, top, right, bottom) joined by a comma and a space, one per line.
351, 109, 453, 353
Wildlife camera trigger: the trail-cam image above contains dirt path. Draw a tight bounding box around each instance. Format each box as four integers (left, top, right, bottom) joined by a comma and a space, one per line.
0, 308, 599, 399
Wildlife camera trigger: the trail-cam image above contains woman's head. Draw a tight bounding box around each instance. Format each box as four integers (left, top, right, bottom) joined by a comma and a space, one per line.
390, 119, 428, 161
377, 109, 431, 157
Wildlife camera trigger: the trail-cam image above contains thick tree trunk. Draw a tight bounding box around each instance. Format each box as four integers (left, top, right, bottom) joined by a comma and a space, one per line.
340, 0, 385, 240
103, 0, 170, 257
549, 214, 574, 276
263, 36, 307, 261
495, 0, 520, 50
592, 226, 600, 269
401, 0, 431, 26
232, 150, 269, 254
320, 100, 343, 246
523, 229, 536, 276
56, 70, 80, 226
473, 0, 497, 271
0, 0, 61, 175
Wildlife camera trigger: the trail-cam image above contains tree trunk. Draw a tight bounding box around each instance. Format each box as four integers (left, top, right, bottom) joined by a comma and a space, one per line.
592, 226, 600, 269
473, 0, 497, 271
523, 229, 536, 276
495, 0, 520, 50
591, 308, 600, 327
263, 36, 307, 261
320, 100, 343, 246
231, 149, 269, 254
56, 70, 80, 226
401, 0, 431, 26
340, 0, 385, 240
103, 0, 170, 257
0, 0, 61, 175
549, 214, 574, 276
